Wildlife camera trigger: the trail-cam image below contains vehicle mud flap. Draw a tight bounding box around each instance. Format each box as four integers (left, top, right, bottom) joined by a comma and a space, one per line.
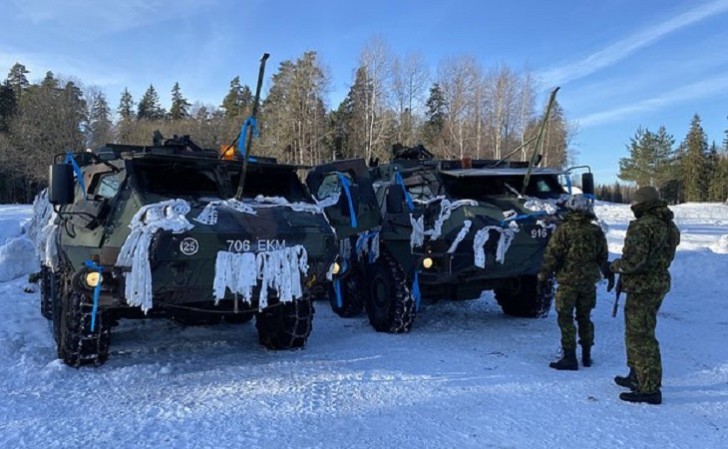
364, 249, 416, 333
494, 274, 554, 318
58, 284, 111, 367
256, 295, 314, 350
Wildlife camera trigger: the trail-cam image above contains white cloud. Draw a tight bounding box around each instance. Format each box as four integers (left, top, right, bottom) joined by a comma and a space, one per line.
539, 0, 728, 86
575, 72, 728, 128
10, 0, 215, 37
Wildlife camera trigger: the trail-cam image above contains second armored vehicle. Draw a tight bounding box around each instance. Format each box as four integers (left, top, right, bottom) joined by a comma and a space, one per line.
330, 143, 594, 332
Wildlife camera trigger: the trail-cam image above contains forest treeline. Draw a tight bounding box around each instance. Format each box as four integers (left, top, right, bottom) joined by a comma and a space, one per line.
0, 39, 726, 204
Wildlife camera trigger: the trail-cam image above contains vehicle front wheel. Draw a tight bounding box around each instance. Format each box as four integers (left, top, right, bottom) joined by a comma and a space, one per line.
57, 285, 111, 367
39, 266, 59, 320
495, 275, 554, 318
256, 295, 314, 350
364, 250, 416, 333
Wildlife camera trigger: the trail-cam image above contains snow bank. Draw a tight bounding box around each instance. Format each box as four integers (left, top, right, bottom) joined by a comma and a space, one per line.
0, 219, 22, 245
0, 237, 38, 282
712, 234, 728, 254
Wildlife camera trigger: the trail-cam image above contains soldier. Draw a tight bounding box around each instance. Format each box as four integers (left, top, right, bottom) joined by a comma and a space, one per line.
538, 194, 611, 371
610, 186, 680, 405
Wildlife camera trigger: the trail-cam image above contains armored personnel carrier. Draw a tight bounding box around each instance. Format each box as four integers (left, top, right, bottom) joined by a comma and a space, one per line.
35, 135, 379, 367
331, 143, 594, 332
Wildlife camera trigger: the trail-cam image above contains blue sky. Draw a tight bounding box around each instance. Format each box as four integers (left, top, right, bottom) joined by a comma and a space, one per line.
2, 0, 728, 183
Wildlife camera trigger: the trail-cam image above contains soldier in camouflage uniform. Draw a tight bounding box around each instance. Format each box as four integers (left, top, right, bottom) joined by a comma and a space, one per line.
538, 194, 610, 370
610, 186, 680, 405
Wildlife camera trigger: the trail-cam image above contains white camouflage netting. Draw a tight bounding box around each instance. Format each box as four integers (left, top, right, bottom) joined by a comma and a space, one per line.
355, 230, 380, 263
212, 245, 309, 309
409, 198, 479, 249
472, 221, 520, 268
194, 195, 334, 226
116, 199, 194, 313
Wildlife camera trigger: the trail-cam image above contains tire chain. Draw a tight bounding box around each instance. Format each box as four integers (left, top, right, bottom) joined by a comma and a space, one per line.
60, 291, 111, 367
379, 250, 416, 333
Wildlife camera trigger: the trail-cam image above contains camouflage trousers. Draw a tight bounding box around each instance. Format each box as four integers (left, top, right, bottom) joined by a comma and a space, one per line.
624, 289, 667, 393
555, 285, 596, 350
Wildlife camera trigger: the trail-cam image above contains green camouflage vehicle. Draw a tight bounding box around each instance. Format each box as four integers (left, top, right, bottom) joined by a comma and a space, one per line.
330, 143, 594, 332
33, 135, 379, 367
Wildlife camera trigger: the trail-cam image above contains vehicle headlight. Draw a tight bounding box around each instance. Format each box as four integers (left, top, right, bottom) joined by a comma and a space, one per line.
331, 261, 341, 275
85, 271, 102, 288
422, 257, 434, 269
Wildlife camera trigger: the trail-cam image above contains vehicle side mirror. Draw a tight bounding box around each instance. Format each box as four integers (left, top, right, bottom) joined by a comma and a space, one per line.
386, 186, 405, 214
49, 163, 74, 205
581, 172, 594, 196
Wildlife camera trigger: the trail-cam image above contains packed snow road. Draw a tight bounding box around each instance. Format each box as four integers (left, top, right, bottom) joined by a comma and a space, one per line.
1, 202, 727, 448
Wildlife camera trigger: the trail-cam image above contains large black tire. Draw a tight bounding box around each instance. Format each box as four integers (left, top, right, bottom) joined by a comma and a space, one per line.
495, 275, 554, 318
329, 264, 365, 318
255, 296, 314, 350
57, 286, 111, 367
39, 266, 53, 320
364, 249, 416, 333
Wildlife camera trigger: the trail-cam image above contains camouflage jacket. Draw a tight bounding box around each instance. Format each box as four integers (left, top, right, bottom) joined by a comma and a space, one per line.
539, 211, 608, 287
611, 200, 680, 293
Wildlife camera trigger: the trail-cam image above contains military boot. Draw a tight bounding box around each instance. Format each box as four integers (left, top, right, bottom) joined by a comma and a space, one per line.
614, 369, 639, 391
619, 389, 662, 405
581, 345, 592, 367
549, 348, 578, 371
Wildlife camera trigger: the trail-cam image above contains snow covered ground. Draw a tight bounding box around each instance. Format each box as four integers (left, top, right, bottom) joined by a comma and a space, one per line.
1, 201, 726, 448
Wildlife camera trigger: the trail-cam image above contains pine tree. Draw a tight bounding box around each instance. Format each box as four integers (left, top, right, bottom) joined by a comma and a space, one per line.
0, 81, 17, 133
338, 67, 371, 159
220, 76, 252, 119
6, 63, 30, 99
169, 82, 191, 120
680, 114, 709, 202
118, 88, 134, 120
423, 82, 447, 149
260, 52, 328, 164
137, 85, 165, 120
707, 128, 728, 203
618, 126, 675, 187
87, 91, 113, 148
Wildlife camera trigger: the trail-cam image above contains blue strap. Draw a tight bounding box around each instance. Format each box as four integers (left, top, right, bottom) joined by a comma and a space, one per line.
412, 270, 421, 311
336, 173, 358, 228
499, 210, 547, 227
238, 116, 260, 158
333, 279, 343, 308
394, 171, 414, 211
65, 152, 87, 200
84, 260, 103, 331
565, 175, 572, 195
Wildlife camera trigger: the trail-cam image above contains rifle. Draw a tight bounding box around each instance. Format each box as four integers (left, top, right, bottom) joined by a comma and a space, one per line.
611, 275, 623, 318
